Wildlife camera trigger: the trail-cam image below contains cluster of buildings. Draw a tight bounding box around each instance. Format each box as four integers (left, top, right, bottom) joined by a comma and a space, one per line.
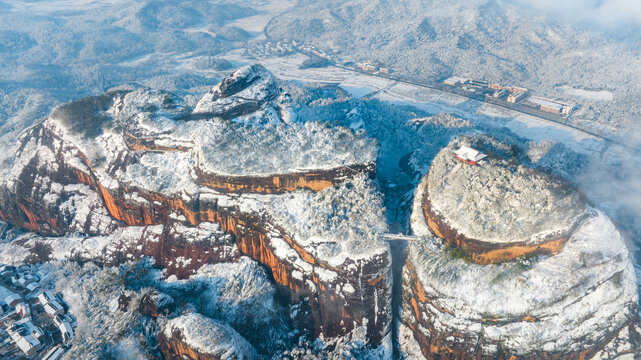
249, 41, 297, 57
354, 60, 393, 75
442, 76, 575, 117
0, 265, 75, 359
294, 41, 339, 62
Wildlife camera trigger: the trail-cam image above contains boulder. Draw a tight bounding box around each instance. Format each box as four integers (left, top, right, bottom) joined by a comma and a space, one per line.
139, 290, 175, 318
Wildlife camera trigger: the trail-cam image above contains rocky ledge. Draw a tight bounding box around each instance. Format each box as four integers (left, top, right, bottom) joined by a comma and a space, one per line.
400, 136, 640, 359
158, 312, 258, 360
0, 65, 391, 346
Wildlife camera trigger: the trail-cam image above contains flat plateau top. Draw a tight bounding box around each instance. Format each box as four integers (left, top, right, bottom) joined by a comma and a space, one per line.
426, 138, 586, 244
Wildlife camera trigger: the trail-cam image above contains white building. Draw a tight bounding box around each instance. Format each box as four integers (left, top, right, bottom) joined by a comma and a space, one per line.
54, 315, 74, 343
44, 301, 64, 316
452, 146, 487, 165
5, 293, 21, 308
42, 346, 66, 360
26, 282, 40, 292
37, 291, 55, 305
443, 76, 468, 86
8, 320, 43, 357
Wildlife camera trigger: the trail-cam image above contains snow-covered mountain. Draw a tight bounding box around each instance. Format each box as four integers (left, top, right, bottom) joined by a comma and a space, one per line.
1, 1, 641, 359
0, 65, 393, 358
266, 0, 641, 135
403, 136, 640, 358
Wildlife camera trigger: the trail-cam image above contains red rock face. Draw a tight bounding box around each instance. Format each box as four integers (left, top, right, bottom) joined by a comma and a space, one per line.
401, 261, 638, 360
158, 330, 220, 360
193, 163, 375, 194
421, 181, 587, 264
0, 122, 392, 346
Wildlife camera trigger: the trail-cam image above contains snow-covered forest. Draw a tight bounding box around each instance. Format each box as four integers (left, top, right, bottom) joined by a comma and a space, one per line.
1, 0, 641, 359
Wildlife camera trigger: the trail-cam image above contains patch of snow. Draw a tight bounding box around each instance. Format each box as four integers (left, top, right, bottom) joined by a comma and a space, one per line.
192, 119, 376, 176
558, 86, 614, 101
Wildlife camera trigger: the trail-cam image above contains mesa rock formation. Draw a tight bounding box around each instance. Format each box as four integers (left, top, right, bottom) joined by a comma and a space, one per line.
400, 136, 640, 359
421, 136, 588, 264
0, 65, 392, 348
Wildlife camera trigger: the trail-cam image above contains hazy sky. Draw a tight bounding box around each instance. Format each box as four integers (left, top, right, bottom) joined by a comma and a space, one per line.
516, 0, 641, 26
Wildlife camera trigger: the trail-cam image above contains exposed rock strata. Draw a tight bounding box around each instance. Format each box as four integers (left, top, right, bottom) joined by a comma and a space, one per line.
193, 162, 375, 194
401, 137, 641, 359
158, 313, 257, 360
0, 65, 392, 346
421, 136, 587, 263
0, 121, 391, 344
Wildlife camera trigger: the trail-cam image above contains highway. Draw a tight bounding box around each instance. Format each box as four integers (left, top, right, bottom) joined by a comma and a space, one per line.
331, 63, 632, 150
260, 27, 638, 153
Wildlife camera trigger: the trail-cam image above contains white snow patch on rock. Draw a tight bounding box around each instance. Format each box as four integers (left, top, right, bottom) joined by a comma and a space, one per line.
164, 312, 257, 360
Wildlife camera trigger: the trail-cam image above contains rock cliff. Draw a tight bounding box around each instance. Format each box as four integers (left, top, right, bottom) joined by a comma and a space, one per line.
158, 313, 258, 360
400, 136, 641, 358
0, 65, 392, 347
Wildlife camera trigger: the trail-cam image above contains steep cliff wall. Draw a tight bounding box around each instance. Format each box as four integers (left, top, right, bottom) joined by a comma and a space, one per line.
421, 182, 589, 264
400, 258, 640, 359
401, 138, 641, 358
0, 115, 391, 345
193, 163, 375, 194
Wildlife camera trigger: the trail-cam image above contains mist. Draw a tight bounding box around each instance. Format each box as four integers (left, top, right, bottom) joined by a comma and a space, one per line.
513, 0, 641, 27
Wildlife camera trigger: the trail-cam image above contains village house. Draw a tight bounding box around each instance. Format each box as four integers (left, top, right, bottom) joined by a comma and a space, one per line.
7, 319, 44, 357
53, 315, 74, 343
38, 290, 65, 316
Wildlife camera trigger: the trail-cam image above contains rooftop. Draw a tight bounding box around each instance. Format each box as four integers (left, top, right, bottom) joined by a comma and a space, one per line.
452, 146, 487, 163
528, 96, 567, 110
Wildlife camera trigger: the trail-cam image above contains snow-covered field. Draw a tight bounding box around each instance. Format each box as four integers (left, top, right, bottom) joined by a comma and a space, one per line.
558, 85, 614, 101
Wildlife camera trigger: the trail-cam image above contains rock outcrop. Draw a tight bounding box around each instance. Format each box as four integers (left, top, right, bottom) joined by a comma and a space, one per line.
192, 64, 286, 122
158, 313, 257, 360
0, 65, 392, 347
139, 290, 175, 318
400, 136, 641, 359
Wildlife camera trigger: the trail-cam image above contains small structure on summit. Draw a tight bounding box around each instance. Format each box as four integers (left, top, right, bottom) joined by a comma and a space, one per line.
452, 145, 486, 165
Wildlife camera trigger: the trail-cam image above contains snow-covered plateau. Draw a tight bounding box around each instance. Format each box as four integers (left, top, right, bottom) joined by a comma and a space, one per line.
426, 136, 587, 249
